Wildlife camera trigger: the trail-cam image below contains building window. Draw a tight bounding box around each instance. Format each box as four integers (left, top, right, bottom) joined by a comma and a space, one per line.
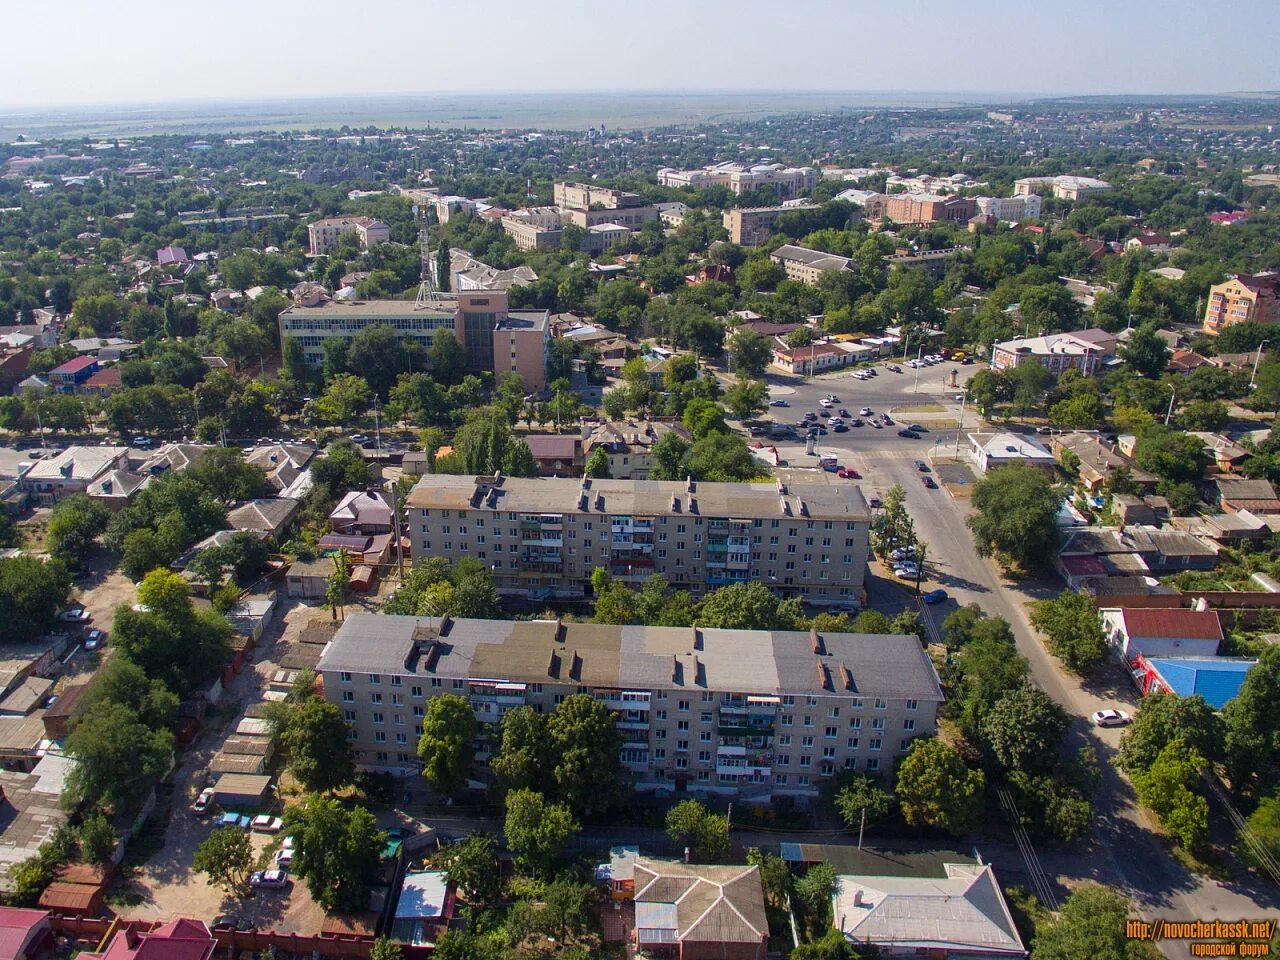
342, 691, 354, 703
339, 672, 352, 683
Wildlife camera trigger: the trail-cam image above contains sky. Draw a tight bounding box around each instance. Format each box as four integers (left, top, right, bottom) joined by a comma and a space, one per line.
3, 0, 1276, 110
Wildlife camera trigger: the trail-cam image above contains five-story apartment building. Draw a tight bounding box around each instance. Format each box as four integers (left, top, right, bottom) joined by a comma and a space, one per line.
318, 615, 942, 801
405, 475, 871, 606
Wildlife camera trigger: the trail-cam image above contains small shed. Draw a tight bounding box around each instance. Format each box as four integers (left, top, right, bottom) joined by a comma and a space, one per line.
235, 717, 271, 737
286, 558, 332, 600
212, 773, 272, 808
37, 881, 104, 915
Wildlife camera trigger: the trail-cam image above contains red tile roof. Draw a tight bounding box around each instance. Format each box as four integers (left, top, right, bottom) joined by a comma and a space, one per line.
83, 366, 122, 387
49, 354, 97, 375
1121, 608, 1223, 641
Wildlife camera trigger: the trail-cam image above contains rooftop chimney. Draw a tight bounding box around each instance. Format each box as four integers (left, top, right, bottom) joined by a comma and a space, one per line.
810, 629, 824, 656
547, 649, 561, 678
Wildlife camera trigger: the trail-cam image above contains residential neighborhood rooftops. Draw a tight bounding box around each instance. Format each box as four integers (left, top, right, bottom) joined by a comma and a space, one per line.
1143, 656, 1256, 709
1111, 608, 1224, 641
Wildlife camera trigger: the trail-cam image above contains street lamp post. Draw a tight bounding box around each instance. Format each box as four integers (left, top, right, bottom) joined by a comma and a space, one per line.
912, 347, 923, 393
954, 391, 967, 456
1250, 340, 1271, 389
1164, 383, 1176, 426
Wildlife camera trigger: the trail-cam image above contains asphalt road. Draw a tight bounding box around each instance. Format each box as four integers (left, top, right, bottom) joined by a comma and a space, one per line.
757, 362, 1279, 945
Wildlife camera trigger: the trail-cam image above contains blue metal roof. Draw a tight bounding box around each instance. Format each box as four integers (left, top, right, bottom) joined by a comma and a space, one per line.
1147, 657, 1257, 709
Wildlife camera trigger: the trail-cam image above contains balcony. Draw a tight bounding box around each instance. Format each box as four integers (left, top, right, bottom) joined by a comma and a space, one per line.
598, 691, 651, 711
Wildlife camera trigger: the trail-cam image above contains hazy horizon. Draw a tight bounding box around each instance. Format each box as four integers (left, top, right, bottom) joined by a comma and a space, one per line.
4, 0, 1278, 113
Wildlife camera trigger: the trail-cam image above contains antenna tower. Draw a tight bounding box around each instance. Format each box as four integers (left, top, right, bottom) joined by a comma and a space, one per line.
413, 203, 437, 309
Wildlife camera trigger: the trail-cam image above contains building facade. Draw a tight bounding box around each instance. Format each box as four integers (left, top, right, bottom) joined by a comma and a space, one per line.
277, 293, 548, 390
973, 195, 1042, 221
1202, 274, 1280, 335
318, 614, 943, 798
406, 475, 871, 605
1013, 175, 1111, 201
307, 216, 390, 255
555, 181, 657, 230
658, 164, 817, 200
501, 210, 564, 251
723, 206, 818, 246
864, 194, 976, 224
990, 332, 1113, 377
769, 245, 854, 283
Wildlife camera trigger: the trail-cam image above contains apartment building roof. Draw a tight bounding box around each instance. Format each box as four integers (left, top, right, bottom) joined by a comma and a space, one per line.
770, 244, 853, 271
278, 298, 456, 319
318, 615, 944, 702
405, 475, 870, 522
309, 215, 384, 229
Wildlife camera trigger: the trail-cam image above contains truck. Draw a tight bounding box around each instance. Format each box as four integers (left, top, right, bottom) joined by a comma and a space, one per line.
819, 455, 839, 472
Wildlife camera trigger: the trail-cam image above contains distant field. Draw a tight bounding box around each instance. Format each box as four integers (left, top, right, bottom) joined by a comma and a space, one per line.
0, 90, 1019, 139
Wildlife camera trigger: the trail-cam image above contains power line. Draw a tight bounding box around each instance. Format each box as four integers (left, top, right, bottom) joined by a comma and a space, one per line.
1201, 773, 1280, 887
997, 787, 1059, 911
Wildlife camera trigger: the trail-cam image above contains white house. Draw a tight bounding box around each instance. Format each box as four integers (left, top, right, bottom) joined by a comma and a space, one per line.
968, 433, 1056, 474
1100, 607, 1223, 662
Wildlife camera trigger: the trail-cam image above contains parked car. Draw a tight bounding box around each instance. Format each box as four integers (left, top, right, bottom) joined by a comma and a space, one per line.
191, 787, 215, 814
836, 467, 860, 479
58, 607, 90, 623
769, 399, 789, 407
881, 414, 894, 425
893, 562, 921, 579
832, 423, 849, 433
897, 429, 920, 439
914, 460, 929, 472
859, 407, 873, 416
921, 476, 937, 489
819, 398, 834, 408
869, 419, 882, 429
216, 812, 249, 829
922, 589, 949, 605
838, 408, 851, 418
890, 546, 918, 562
868, 496, 882, 509
886, 364, 902, 373
84, 629, 104, 650
803, 411, 817, 421
275, 847, 294, 867
849, 418, 863, 427
824, 395, 840, 403
1092, 709, 1131, 728
349, 433, 369, 443
131, 436, 154, 448
250, 869, 289, 889
908, 423, 927, 433
251, 815, 284, 833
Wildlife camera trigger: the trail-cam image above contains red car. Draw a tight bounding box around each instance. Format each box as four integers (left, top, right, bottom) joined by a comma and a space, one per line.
921, 476, 937, 489
837, 467, 860, 479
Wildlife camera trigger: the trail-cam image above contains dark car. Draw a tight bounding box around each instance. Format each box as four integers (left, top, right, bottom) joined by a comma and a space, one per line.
922, 589, 949, 605
868, 496, 882, 509
908, 424, 927, 433
832, 423, 849, 433
838, 408, 851, 418
808, 425, 828, 436
921, 476, 937, 489
914, 460, 929, 472
803, 412, 817, 421
897, 429, 920, 439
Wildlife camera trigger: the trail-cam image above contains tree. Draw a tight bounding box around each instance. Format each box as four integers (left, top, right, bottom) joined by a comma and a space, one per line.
418, 694, 477, 796
980, 684, 1068, 774
723, 378, 768, 420
727, 329, 772, 378
314, 373, 372, 423
64, 701, 174, 812
79, 812, 117, 864
1031, 885, 1162, 960
793, 863, 837, 931
442, 834, 502, 906
193, 826, 253, 894
1120, 322, 1171, 378
1178, 399, 1230, 432
428, 330, 467, 385
436, 244, 452, 293
281, 697, 356, 793
967, 464, 1061, 572
1029, 590, 1109, 676
665, 799, 730, 861
951, 635, 1029, 732
791, 928, 859, 960
895, 738, 985, 835
72, 293, 123, 336
46, 495, 109, 570
545, 693, 625, 816
834, 774, 893, 832
371, 938, 405, 960
942, 604, 1015, 650
696, 581, 803, 630
503, 789, 579, 877
1117, 693, 1223, 775
1133, 426, 1209, 487
111, 570, 231, 695
584, 446, 611, 479
85, 656, 178, 729
1236, 795, 1280, 871
1221, 647, 1280, 795
310, 439, 374, 502
491, 706, 550, 795
185, 448, 267, 504
0, 556, 71, 643
1131, 740, 1209, 852
284, 793, 386, 912
1010, 362, 1053, 418
348, 325, 425, 398
1049, 392, 1104, 429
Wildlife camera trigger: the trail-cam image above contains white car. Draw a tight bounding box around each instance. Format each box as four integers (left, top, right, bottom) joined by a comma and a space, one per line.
191, 787, 215, 815
859, 407, 873, 417
819, 398, 834, 408
250, 869, 289, 889
893, 562, 921, 579
1092, 709, 1131, 728
58, 607, 90, 623
275, 847, 294, 867
251, 815, 284, 833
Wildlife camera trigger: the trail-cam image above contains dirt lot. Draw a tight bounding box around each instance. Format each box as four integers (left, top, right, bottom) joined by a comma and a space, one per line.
118, 597, 331, 932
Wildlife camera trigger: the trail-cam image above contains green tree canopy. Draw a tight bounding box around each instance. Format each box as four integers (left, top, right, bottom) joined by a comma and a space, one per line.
417, 693, 478, 796
966, 464, 1061, 571
1029, 590, 1110, 676
281, 696, 356, 793
545, 693, 625, 816
1031, 885, 1162, 960
503, 788, 579, 877
895, 738, 985, 835
284, 793, 386, 912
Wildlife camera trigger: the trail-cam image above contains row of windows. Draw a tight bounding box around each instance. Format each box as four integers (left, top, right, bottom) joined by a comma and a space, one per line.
419, 509, 862, 533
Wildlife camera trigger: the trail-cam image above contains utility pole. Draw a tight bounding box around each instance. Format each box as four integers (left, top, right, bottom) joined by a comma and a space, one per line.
390, 476, 406, 581
1164, 384, 1176, 426
858, 807, 866, 850
1250, 340, 1271, 389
